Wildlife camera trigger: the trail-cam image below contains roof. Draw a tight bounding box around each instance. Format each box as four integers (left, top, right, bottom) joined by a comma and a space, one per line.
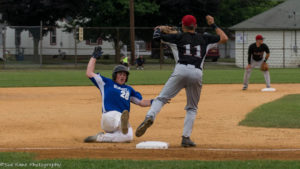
230, 0, 300, 30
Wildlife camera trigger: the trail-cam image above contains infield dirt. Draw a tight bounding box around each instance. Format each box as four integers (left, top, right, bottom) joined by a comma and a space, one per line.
0, 84, 300, 160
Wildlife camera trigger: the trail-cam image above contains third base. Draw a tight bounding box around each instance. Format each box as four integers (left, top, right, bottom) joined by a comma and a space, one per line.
261, 88, 276, 92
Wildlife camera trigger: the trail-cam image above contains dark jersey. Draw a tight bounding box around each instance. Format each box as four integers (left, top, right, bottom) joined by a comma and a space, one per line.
248, 43, 270, 64
156, 30, 220, 68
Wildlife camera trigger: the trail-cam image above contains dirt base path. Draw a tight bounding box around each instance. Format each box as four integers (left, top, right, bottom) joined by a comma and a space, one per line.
0, 84, 300, 160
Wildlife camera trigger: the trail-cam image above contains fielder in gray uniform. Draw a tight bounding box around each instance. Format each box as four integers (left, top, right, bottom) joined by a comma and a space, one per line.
135, 15, 228, 147
243, 34, 271, 90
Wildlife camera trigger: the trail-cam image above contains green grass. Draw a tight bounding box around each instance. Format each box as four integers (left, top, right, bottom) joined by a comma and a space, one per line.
239, 94, 300, 128
0, 152, 300, 169
0, 68, 299, 87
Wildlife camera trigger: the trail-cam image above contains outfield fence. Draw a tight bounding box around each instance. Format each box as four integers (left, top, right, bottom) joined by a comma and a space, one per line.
0, 25, 299, 69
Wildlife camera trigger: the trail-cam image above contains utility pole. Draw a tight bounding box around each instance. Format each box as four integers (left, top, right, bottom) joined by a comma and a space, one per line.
129, 0, 135, 65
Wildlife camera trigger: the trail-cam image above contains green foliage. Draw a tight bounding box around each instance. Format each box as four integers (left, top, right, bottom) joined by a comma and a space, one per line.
240, 94, 300, 128
157, 0, 221, 27
0, 0, 87, 26
82, 0, 159, 39
216, 0, 284, 27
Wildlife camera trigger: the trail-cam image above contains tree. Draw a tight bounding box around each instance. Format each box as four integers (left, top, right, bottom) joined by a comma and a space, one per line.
79, 0, 159, 63
216, 0, 284, 27
156, 0, 221, 27
153, 0, 282, 27
0, 0, 88, 62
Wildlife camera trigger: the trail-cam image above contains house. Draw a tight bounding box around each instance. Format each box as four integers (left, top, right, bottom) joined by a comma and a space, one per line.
0, 23, 150, 62
230, 0, 300, 68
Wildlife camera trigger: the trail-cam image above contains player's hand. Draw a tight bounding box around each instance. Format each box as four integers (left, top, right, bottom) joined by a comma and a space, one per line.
92, 46, 103, 59
206, 15, 215, 26
246, 64, 251, 70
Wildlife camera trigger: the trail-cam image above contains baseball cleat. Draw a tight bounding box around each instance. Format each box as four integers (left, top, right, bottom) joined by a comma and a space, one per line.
181, 136, 196, 147
242, 86, 247, 90
121, 110, 129, 134
135, 116, 154, 137
84, 132, 104, 143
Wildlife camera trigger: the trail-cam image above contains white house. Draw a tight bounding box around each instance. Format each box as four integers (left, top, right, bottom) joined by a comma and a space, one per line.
230, 0, 300, 68
1, 26, 115, 57
0, 23, 150, 61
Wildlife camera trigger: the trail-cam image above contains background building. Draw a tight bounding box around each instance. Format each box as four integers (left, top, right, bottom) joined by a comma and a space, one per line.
231, 0, 300, 68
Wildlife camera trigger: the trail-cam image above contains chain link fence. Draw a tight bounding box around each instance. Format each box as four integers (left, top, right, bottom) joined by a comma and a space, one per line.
0, 25, 299, 69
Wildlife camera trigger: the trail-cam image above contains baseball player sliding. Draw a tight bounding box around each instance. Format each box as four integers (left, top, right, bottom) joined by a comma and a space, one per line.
243, 34, 271, 90
84, 47, 152, 143
135, 15, 228, 147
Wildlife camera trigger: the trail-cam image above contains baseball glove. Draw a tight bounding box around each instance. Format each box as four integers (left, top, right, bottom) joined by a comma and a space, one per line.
92, 46, 103, 59
261, 62, 269, 71
160, 26, 178, 34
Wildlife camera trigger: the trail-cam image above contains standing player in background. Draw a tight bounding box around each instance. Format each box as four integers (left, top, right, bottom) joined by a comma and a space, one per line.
84, 47, 152, 143
135, 15, 228, 147
243, 35, 271, 90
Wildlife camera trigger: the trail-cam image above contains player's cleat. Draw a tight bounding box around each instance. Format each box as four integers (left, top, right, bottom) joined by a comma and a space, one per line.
121, 110, 129, 134
135, 116, 154, 137
84, 132, 104, 143
242, 86, 247, 90
181, 136, 196, 147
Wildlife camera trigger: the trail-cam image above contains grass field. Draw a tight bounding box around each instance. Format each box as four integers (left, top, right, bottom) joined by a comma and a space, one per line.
239, 94, 300, 128
1, 152, 300, 169
0, 68, 299, 87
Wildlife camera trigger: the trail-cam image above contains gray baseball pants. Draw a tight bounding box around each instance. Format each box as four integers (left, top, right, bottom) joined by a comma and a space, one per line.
146, 64, 203, 137
243, 59, 271, 88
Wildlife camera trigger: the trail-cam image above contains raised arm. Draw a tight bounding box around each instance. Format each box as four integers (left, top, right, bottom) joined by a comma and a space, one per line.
86, 57, 97, 78
86, 46, 103, 78
206, 15, 228, 44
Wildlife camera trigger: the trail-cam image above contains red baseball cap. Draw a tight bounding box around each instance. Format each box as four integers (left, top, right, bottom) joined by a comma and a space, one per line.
182, 15, 197, 26
256, 34, 264, 40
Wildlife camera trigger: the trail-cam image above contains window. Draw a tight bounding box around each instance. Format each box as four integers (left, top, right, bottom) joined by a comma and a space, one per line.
50, 28, 57, 45
86, 37, 102, 45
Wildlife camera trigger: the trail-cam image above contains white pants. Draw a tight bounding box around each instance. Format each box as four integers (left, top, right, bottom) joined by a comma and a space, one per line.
98, 111, 133, 142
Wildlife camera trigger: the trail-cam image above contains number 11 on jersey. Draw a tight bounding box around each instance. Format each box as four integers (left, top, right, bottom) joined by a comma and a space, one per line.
184, 44, 201, 58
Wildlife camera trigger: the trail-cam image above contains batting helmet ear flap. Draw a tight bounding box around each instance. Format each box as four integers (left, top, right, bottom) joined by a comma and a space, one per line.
112, 72, 117, 81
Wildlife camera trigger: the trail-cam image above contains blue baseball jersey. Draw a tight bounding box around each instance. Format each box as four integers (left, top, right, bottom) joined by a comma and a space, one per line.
90, 74, 142, 113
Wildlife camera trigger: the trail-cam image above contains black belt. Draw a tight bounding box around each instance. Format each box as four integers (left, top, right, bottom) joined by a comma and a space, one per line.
178, 61, 202, 70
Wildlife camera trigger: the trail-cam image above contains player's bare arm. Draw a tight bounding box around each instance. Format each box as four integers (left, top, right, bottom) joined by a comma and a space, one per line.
206, 15, 228, 44
265, 53, 270, 61
86, 58, 97, 78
